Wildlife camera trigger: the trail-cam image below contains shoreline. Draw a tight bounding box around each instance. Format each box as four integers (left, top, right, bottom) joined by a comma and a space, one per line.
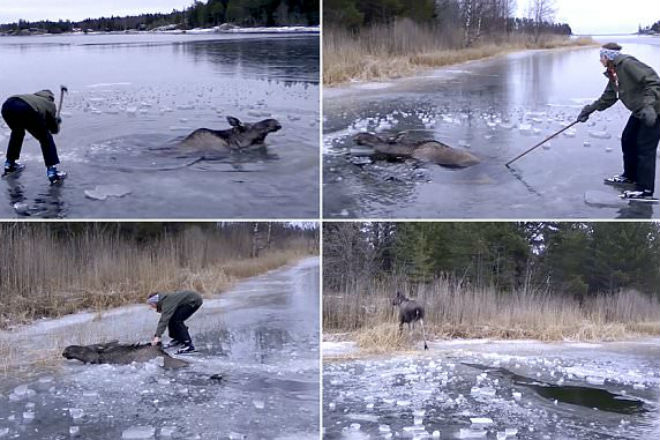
321, 334, 660, 361
324, 37, 597, 88
0, 25, 319, 38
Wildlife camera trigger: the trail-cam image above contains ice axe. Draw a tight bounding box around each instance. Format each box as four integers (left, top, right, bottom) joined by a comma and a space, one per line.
56, 85, 68, 119
505, 120, 579, 168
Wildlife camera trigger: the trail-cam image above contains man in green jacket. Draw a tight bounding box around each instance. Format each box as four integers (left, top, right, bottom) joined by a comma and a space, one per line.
1, 90, 67, 183
578, 43, 660, 200
147, 291, 203, 354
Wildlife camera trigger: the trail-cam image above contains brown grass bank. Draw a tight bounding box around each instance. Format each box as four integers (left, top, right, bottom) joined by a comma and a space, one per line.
0, 223, 317, 328
324, 21, 595, 86
323, 277, 660, 352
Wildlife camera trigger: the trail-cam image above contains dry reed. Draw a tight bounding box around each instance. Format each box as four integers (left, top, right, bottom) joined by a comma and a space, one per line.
0, 223, 314, 328
324, 276, 660, 349
324, 20, 595, 85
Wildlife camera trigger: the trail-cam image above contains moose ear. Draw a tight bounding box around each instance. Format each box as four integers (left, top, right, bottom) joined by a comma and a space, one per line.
389, 132, 406, 143
227, 116, 242, 127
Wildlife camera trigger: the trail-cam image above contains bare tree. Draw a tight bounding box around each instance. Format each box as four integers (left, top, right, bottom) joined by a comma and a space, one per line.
527, 0, 556, 42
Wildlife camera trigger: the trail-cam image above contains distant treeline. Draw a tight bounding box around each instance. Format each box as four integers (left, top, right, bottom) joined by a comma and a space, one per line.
324, 222, 660, 301
326, 0, 572, 44
639, 20, 660, 34
0, 0, 319, 34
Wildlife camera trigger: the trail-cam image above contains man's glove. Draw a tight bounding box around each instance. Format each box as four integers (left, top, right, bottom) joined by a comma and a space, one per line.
56, 116, 62, 125
638, 106, 657, 127
577, 105, 594, 123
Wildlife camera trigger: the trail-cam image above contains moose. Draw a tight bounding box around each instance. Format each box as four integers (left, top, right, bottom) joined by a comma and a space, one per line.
353, 132, 480, 168
392, 291, 429, 350
180, 116, 282, 150
62, 341, 189, 369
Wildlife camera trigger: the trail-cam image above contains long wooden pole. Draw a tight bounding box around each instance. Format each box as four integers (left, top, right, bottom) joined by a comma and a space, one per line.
505, 120, 579, 167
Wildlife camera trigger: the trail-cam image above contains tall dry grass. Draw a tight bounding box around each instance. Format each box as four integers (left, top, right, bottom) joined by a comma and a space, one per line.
0, 223, 315, 328
324, 20, 595, 85
324, 276, 660, 348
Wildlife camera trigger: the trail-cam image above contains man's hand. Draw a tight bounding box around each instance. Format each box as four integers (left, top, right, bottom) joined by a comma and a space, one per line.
151, 336, 161, 345
577, 105, 594, 123
56, 116, 62, 125
639, 106, 658, 127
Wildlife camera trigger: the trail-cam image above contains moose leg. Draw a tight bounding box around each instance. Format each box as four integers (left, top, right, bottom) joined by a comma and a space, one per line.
419, 319, 429, 350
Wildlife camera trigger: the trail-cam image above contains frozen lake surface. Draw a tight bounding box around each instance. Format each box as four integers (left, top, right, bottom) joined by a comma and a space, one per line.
0, 258, 320, 439
323, 35, 660, 219
0, 32, 319, 218
323, 338, 660, 439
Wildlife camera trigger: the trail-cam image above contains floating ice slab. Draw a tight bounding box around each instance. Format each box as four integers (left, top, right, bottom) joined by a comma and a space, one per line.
69, 426, 80, 437
23, 411, 35, 421
459, 428, 487, 438
589, 131, 611, 139
84, 185, 132, 201
471, 387, 496, 397
253, 400, 265, 409
159, 427, 176, 437
470, 418, 493, 426
586, 377, 605, 385
122, 426, 155, 439
69, 408, 84, 420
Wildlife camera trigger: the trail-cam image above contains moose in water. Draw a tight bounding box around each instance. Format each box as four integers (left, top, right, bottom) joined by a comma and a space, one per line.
62, 341, 189, 369
392, 291, 429, 350
353, 132, 480, 168
180, 116, 282, 150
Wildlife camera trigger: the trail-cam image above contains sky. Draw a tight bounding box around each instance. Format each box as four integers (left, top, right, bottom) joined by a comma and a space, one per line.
0, 0, 192, 23
0, 0, 657, 34
518, 0, 660, 35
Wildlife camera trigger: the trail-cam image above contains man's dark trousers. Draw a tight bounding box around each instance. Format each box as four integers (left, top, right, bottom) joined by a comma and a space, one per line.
1, 97, 59, 167
621, 114, 660, 194
167, 303, 201, 344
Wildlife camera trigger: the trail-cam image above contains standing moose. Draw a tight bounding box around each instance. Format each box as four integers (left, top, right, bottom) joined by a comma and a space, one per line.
392, 291, 429, 350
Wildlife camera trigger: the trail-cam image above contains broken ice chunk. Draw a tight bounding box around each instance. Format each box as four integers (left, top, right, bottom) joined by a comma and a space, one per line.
586, 377, 605, 385
458, 428, 487, 438
122, 426, 155, 439
69, 408, 84, 420
159, 427, 175, 438
470, 418, 493, 426
253, 400, 265, 409
589, 131, 611, 139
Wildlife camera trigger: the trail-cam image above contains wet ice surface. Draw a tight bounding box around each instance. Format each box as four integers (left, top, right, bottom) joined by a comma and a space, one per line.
323, 338, 660, 439
323, 36, 660, 219
0, 258, 319, 439
0, 33, 319, 218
